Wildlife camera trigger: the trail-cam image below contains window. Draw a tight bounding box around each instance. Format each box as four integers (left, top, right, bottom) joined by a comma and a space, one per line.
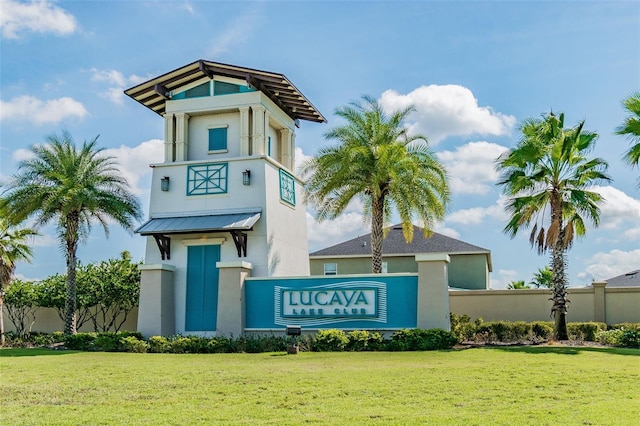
208, 127, 227, 151
173, 82, 210, 99
213, 81, 255, 96
214, 81, 240, 95
324, 263, 337, 275
267, 136, 272, 157
382, 262, 388, 273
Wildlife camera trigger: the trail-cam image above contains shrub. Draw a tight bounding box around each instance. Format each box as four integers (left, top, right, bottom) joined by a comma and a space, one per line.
595, 329, 624, 346
314, 329, 349, 352
610, 323, 640, 332
567, 322, 607, 341
121, 336, 149, 353
63, 333, 97, 350
450, 313, 479, 342
389, 328, 458, 351
346, 330, 384, 351
148, 336, 169, 353
619, 329, 640, 348
93, 333, 120, 351
530, 322, 554, 340
240, 335, 288, 353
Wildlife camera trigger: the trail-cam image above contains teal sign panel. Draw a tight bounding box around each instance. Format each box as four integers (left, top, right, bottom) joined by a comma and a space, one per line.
245, 275, 417, 329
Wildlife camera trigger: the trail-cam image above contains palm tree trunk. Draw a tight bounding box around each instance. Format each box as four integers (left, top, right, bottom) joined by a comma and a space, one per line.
0, 296, 5, 346
550, 234, 569, 340
64, 217, 79, 335
370, 195, 384, 274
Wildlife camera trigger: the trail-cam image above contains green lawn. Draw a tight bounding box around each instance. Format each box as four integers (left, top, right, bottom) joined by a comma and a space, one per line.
1, 346, 638, 425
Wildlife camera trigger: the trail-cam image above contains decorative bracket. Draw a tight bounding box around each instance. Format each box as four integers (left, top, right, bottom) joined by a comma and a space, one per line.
229, 230, 248, 257
153, 234, 171, 260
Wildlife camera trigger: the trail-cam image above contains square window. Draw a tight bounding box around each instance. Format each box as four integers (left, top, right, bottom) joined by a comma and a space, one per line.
208, 128, 227, 151
324, 263, 337, 275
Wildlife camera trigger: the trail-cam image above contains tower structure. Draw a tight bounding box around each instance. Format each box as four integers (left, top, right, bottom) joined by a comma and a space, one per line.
125, 60, 325, 336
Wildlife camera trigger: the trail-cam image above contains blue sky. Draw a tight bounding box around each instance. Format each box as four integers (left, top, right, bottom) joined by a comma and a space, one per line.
1, 0, 639, 288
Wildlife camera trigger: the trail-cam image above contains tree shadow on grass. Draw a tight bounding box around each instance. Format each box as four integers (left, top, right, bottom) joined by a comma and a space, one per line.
0, 348, 80, 358
484, 345, 640, 357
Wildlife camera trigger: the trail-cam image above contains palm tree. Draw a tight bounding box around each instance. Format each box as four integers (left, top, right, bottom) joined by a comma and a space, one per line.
1, 131, 142, 334
507, 280, 530, 290
615, 92, 640, 171
0, 214, 37, 346
300, 95, 449, 273
496, 112, 610, 340
530, 266, 553, 289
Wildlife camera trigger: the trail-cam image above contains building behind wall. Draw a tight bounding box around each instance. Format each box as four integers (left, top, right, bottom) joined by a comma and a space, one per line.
126, 60, 325, 336
309, 224, 492, 290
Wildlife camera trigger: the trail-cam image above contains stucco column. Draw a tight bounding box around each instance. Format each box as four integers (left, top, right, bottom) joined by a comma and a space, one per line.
415, 253, 451, 330
137, 264, 176, 337
592, 281, 607, 323
251, 105, 266, 155
216, 261, 252, 336
239, 107, 250, 156
175, 112, 190, 161
163, 114, 175, 162
280, 128, 293, 170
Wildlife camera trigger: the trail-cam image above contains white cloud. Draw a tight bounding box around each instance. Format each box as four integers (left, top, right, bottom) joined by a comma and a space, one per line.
591, 185, 640, 231
294, 146, 312, 173
379, 85, 516, 144
90, 69, 127, 86
306, 211, 369, 252
433, 224, 460, 239
446, 196, 509, 225
208, 10, 263, 57
88, 68, 151, 105
490, 269, 519, 290
105, 139, 164, 195
579, 249, 640, 282
0, 95, 88, 124
437, 141, 508, 195
1, 0, 77, 39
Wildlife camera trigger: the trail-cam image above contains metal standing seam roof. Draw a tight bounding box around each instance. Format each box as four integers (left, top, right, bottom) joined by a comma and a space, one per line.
135, 211, 261, 236
124, 59, 326, 123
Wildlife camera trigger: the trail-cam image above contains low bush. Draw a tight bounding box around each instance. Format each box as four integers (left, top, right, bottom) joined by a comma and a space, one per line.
148, 336, 169, 353
567, 322, 607, 341
63, 332, 97, 350
346, 330, 384, 351
610, 323, 640, 331
388, 328, 458, 351
595, 329, 624, 346
619, 329, 640, 348
121, 336, 149, 353
313, 329, 349, 352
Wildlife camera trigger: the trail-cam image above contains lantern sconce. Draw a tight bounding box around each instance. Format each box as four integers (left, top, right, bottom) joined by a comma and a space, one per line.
242, 170, 251, 186
160, 176, 170, 192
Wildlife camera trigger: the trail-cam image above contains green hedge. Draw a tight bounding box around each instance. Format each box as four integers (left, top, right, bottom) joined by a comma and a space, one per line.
449, 314, 634, 344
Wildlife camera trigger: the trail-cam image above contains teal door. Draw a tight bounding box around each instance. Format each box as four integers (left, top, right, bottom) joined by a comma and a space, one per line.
185, 245, 220, 331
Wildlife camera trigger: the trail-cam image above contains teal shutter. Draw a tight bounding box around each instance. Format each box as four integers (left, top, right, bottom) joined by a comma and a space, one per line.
208, 128, 227, 151
185, 245, 220, 331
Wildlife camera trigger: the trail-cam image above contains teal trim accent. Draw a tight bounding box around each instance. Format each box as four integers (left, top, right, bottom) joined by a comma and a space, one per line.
208, 128, 227, 151
279, 169, 295, 206
214, 81, 255, 96
185, 245, 220, 331
173, 82, 210, 100
187, 163, 228, 195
